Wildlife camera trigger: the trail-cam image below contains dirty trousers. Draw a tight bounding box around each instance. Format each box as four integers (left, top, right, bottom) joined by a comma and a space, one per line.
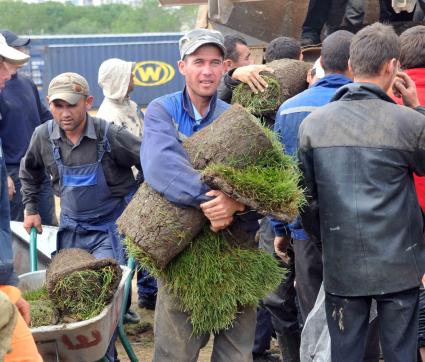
325, 288, 419, 362
153, 281, 256, 362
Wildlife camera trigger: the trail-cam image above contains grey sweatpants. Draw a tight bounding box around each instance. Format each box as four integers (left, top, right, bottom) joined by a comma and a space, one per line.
153, 281, 256, 362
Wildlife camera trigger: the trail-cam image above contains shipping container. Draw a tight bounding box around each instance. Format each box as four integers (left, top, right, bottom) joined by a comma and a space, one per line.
20, 33, 182, 93
43, 40, 184, 108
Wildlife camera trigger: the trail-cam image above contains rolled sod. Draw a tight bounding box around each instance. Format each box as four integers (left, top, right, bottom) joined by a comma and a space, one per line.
46, 249, 122, 321
232, 59, 310, 116
117, 104, 276, 268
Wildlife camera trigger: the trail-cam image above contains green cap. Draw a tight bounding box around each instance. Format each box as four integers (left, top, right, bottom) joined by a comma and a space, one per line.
48, 72, 90, 105
179, 29, 225, 60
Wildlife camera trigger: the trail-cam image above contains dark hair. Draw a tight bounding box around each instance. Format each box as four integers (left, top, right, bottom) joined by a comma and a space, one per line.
321, 30, 353, 73
264, 37, 301, 62
399, 26, 425, 69
350, 23, 400, 77
224, 34, 248, 62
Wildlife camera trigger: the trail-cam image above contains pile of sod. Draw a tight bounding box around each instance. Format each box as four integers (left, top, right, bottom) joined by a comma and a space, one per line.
22, 250, 122, 326
117, 104, 279, 268
123, 124, 303, 334
51, 266, 119, 321
119, 105, 305, 334
46, 249, 122, 322
232, 59, 310, 116
125, 228, 284, 335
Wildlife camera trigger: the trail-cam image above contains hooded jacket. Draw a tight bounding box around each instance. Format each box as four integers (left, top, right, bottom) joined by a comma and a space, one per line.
97, 58, 143, 138
299, 82, 425, 296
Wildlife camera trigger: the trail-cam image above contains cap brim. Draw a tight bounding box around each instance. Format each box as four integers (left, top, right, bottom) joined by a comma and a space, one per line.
48, 92, 83, 105
182, 40, 225, 59
0, 44, 29, 65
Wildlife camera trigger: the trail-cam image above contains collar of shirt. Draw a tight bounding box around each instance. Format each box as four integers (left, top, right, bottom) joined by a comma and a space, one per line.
192, 102, 211, 124
181, 86, 217, 125
49, 114, 98, 146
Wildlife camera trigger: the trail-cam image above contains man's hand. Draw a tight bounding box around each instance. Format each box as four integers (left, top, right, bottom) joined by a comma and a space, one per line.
16, 297, 30, 325
232, 64, 274, 94
393, 71, 420, 108
23, 212, 42, 234
274, 236, 291, 263
7, 176, 15, 201
201, 190, 245, 220
209, 216, 235, 233
200, 190, 246, 232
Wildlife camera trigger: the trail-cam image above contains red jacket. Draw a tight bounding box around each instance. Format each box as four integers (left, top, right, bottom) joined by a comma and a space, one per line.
393, 68, 425, 211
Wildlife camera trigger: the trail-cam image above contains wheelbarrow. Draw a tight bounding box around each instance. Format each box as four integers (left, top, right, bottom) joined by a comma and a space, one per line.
18, 228, 139, 362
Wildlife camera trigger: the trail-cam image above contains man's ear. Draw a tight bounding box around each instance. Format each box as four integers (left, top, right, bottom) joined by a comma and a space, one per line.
388, 58, 399, 75
178, 59, 186, 76
85, 95, 94, 111
223, 59, 232, 72
348, 58, 353, 75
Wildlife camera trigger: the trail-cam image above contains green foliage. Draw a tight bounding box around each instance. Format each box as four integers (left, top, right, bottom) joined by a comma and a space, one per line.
204, 156, 304, 219
23, 285, 49, 301
0, 1, 198, 34
125, 229, 285, 335
232, 75, 282, 116
52, 266, 118, 321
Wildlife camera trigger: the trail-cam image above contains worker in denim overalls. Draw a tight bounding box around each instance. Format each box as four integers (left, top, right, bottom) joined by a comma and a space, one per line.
21, 73, 141, 361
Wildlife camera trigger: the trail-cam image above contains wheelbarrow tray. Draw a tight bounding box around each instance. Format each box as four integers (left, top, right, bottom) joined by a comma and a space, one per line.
18, 266, 131, 362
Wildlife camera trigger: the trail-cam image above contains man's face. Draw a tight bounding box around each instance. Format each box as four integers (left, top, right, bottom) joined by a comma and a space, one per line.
235, 43, 253, 67
178, 45, 224, 99
0, 60, 14, 90
48, 96, 93, 133
0, 62, 11, 89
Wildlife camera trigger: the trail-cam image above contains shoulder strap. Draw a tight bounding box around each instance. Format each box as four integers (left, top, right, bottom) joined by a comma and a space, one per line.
96, 119, 111, 161
47, 119, 61, 162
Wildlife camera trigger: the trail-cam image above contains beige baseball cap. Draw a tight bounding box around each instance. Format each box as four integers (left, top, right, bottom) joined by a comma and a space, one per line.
0, 34, 29, 65
179, 29, 225, 60
48, 72, 90, 105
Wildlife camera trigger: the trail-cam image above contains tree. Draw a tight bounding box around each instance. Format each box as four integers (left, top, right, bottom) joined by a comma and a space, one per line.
0, 1, 197, 35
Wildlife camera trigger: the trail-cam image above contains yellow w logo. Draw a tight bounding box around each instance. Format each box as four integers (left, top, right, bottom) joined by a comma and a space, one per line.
133, 61, 175, 87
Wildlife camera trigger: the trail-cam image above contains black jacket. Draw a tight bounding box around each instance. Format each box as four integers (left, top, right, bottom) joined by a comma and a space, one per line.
298, 82, 425, 296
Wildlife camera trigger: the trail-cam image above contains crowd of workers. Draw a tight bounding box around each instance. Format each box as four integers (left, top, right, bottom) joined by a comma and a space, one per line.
1, 3, 425, 362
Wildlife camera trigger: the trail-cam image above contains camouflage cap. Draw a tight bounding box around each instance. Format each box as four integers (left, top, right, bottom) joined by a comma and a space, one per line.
179, 29, 225, 60
48, 72, 90, 105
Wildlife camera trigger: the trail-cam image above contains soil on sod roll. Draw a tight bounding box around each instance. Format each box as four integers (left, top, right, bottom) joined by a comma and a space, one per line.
117, 105, 276, 268
232, 59, 310, 116
267, 59, 310, 103
125, 228, 284, 335
46, 248, 122, 321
